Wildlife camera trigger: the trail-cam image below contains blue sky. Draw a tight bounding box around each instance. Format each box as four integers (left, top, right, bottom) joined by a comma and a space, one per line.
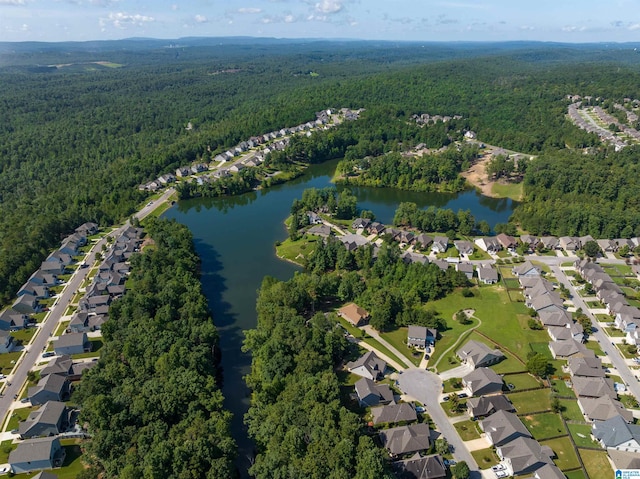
2, 0, 640, 43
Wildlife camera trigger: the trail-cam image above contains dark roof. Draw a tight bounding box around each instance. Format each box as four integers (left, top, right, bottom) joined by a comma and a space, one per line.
9, 437, 61, 464
379, 423, 431, 456
371, 403, 417, 425
393, 453, 446, 479
467, 394, 515, 418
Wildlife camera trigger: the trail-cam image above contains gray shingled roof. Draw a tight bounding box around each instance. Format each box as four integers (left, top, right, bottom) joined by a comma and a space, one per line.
379, 423, 431, 455
371, 403, 417, 425
9, 437, 60, 464
593, 414, 640, 448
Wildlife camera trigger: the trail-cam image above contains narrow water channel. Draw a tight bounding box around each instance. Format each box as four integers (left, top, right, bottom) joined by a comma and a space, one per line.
163, 159, 516, 477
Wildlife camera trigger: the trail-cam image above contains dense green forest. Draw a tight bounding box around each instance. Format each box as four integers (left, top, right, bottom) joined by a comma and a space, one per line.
2, 39, 640, 306
74, 219, 236, 478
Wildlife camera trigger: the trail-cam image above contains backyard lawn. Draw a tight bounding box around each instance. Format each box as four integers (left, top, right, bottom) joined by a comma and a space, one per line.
579, 449, 612, 479
508, 389, 551, 413
558, 399, 585, 422
565, 470, 587, 479
454, 420, 481, 441
567, 423, 601, 449
380, 327, 423, 367
542, 437, 581, 471
520, 412, 565, 441
503, 373, 542, 391
550, 379, 575, 398
71, 339, 104, 360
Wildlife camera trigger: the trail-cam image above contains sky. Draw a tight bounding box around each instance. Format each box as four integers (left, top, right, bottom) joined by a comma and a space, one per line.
2, 0, 640, 43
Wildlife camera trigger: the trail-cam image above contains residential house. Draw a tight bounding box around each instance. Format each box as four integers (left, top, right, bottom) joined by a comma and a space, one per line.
392, 453, 446, 479
496, 233, 517, 251
0, 308, 29, 331
431, 236, 449, 254
519, 235, 539, 252
12, 294, 39, 314
379, 423, 431, 456
592, 414, 640, 452
17, 283, 50, 300
547, 323, 584, 343
308, 225, 331, 238
529, 294, 565, 316
27, 271, 58, 288
337, 303, 370, 327
414, 234, 433, 250
8, 437, 66, 474
597, 239, 618, 253
53, 333, 91, 356
548, 340, 592, 360
538, 310, 572, 328
354, 378, 394, 407
307, 212, 323, 225
578, 396, 633, 422
19, 401, 69, 439
352, 218, 371, 230
513, 261, 541, 277
229, 164, 244, 173
462, 367, 504, 397
398, 230, 415, 244
371, 402, 417, 425
407, 325, 436, 348
78, 295, 110, 313
456, 263, 474, 280
338, 234, 370, 252
0, 330, 15, 354
559, 236, 580, 252
40, 355, 95, 381
533, 463, 566, 479
367, 222, 386, 236
69, 312, 106, 333
456, 340, 505, 369
474, 237, 501, 254
385, 228, 402, 241
28, 375, 70, 405
572, 376, 616, 399
477, 266, 499, 284
402, 251, 429, 265
480, 410, 532, 446
346, 351, 386, 381
568, 356, 605, 378
454, 240, 474, 256
496, 436, 555, 477
540, 236, 560, 250
467, 394, 515, 419
431, 259, 449, 272
75, 222, 98, 236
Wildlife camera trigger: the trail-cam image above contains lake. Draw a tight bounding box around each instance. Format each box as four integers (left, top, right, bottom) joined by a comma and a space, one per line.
163, 159, 516, 476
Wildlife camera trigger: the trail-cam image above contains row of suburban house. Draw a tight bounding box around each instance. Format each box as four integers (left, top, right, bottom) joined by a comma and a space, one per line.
139, 108, 363, 191
454, 339, 566, 478
345, 350, 448, 479
574, 258, 640, 347
0, 222, 100, 356
515, 261, 638, 469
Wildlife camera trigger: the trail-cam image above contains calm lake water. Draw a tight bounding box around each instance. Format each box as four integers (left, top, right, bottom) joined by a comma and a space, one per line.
163, 159, 516, 476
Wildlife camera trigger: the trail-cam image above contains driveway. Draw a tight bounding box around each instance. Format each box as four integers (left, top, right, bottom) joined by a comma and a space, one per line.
397, 369, 481, 478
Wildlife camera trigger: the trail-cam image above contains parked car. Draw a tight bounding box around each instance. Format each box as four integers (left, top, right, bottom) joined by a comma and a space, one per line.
442, 395, 450, 402
415, 406, 426, 413
457, 392, 468, 399
42, 351, 55, 358
492, 464, 506, 472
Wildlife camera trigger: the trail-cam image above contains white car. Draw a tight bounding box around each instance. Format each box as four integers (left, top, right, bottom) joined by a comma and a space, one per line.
496, 471, 508, 478
492, 464, 505, 472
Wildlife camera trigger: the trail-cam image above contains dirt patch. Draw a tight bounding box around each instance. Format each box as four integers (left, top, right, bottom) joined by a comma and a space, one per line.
460, 152, 498, 197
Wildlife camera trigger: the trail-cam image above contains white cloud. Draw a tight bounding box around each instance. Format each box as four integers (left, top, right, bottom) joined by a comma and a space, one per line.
194, 14, 208, 23
315, 0, 342, 14
520, 25, 535, 31
0, 0, 27, 5
561, 25, 586, 32
238, 7, 262, 14
99, 12, 154, 29
629, 23, 640, 30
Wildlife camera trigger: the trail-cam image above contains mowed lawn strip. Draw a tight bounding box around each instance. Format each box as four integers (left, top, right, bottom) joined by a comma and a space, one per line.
503, 372, 542, 391
471, 447, 500, 469
520, 412, 566, 441
558, 399, 585, 422
541, 437, 581, 471
579, 449, 612, 479
508, 389, 551, 414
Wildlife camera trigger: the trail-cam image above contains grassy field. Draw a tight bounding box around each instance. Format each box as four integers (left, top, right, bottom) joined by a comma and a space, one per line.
509, 389, 551, 413
468, 248, 492, 261
567, 424, 601, 449
558, 399, 584, 422
454, 419, 481, 441
520, 412, 566, 441
380, 328, 423, 367
491, 181, 524, 201
542, 437, 581, 471
579, 449, 612, 479
12, 327, 36, 345
427, 285, 548, 369
602, 264, 634, 277
336, 318, 408, 368
565, 470, 587, 479
5, 407, 32, 431
504, 373, 542, 391
471, 447, 500, 469
551, 379, 575, 398
0, 351, 22, 374
274, 235, 320, 265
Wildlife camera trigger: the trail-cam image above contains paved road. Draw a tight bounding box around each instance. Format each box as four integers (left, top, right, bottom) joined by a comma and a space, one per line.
550, 264, 640, 399
397, 369, 482, 479
0, 189, 175, 430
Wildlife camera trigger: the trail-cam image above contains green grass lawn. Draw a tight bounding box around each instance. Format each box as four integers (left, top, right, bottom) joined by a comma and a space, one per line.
503, 373, 542, 391
12, 327, 36, 344
443, 378, 463, 393
336, 318, 407, 368
542, 437, 581, 471
491, 181, 523, 201
603, 327, 625, 337
275, 235, 319, 265
0, 351, 23, 374
57, 440, 87, 479
558, 399, 584, 422
568, 424, 601, 449
0, 439, 17, 463
602, 264, 634, 277
55, 321, 70, 336
619, 394, 640, 409
509, 389, 551, 413
380, 328, 423, 367
584, 340, 605, 357
427, 285, 547, 370
5, 406, 33, 431
468, 247, 491, 260
521, 412, 566, 441
454, 419, 481, 441
551, 379, 575, 398
71, 339, 104, 360
565, 470, 587, 479
579, 449, 612, 479
471, 447, 500, 469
